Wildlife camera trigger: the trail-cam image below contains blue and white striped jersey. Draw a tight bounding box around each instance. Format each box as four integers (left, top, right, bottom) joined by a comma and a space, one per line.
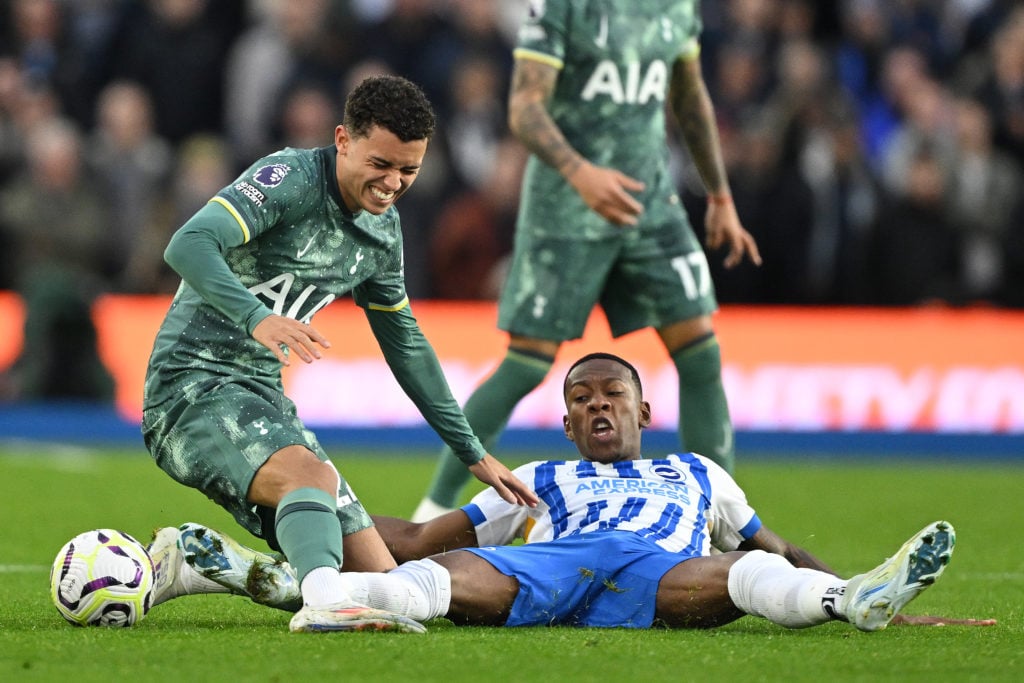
463, 452, 761, 555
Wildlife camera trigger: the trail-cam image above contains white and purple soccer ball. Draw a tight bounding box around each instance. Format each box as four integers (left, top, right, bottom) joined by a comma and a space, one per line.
49, 529, 154, 627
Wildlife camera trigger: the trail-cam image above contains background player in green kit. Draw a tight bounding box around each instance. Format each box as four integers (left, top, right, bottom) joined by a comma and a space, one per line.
413, 0, 760, 521
141, 75, 537, 634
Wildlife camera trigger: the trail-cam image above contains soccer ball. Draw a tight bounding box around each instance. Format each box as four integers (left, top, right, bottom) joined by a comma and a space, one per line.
49, 528, 154, 627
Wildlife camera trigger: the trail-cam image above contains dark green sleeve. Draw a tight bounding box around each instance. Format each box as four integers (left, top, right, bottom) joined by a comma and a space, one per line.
164, 201, 273, 334
364, 304, 486, 466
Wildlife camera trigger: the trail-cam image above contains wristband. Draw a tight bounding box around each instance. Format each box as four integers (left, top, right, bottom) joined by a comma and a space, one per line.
708, 193, 732, 206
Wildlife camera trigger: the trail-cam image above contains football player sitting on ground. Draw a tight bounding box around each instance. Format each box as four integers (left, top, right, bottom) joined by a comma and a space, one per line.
149, 353, 996, 632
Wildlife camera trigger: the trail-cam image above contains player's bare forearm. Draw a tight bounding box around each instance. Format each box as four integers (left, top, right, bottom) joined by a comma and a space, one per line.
742, 527, 837, 575
371, 511, 479, 563
780, 544, 836, 574
508, 57, 644, 226
669, 56, 730, 196
508, 57, 582, 178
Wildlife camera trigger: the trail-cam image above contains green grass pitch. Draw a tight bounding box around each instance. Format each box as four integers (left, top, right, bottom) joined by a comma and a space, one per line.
1, 444, 1021, 682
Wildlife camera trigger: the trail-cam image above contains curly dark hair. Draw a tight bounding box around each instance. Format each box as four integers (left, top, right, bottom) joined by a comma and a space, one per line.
343, 75, 436, 142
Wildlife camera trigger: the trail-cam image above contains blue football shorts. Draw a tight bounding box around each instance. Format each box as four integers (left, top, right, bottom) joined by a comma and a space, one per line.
463, 530, 694, 628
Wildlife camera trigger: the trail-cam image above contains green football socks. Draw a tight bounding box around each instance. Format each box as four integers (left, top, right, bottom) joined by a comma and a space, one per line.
274, 487, 342, 582
424, 349, 554, 508
671, 334, 736, 474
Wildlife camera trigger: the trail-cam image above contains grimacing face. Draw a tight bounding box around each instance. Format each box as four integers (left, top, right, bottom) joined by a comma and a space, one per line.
562, 358, 651, 464
334, 124, 427, 214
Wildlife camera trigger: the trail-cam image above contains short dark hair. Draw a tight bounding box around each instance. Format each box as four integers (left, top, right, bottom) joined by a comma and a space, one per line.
343, 75, 436, 142
564, 352, 643, 398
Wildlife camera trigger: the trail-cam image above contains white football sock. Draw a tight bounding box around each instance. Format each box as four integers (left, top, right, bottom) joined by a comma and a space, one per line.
179, 563, 229, 597
338, 559, 451, 621
149, 537, 229, 606
151, 563, 228, 606
728, 550, 847, 628
300, 566, 352, 609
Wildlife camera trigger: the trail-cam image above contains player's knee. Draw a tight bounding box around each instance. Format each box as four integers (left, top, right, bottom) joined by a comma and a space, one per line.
286, 457, 337, 496
658, 317, 714, 352
253, 447, 336, 503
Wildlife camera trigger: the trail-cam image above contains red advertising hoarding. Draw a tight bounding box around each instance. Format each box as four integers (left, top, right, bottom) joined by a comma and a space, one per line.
2, 293, 1022, 435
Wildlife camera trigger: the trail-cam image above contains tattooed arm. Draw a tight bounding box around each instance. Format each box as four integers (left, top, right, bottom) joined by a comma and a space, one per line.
668, 55, 731, 198
508, 56, 645, 227
669, 55, 761, 267
507, 56, 581, 177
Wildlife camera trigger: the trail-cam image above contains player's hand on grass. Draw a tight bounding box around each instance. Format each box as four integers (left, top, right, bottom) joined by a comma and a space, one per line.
253, 314, 331, 366
890, 614, 998, 627
704, 197, 761, 269
468, 454, 539, 508
568, 161, 645, 227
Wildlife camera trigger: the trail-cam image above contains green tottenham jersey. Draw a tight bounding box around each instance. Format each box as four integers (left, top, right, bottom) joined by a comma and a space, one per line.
515, 0, 701, 239
144, 146, 485, 464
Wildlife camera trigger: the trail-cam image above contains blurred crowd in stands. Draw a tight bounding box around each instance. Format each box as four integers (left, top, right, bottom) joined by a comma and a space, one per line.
0, 0, 1022, 324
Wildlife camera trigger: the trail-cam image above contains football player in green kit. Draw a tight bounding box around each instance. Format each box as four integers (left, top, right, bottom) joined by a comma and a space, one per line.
141, 75, 537, 634
413, 0, 762, 521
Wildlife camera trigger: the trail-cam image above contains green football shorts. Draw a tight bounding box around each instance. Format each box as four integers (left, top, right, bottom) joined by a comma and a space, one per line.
142, 376, 372, 540
498, 225, 718, 341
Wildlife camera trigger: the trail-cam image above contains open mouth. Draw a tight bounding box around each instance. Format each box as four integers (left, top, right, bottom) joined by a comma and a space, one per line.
591, 417, 614, 438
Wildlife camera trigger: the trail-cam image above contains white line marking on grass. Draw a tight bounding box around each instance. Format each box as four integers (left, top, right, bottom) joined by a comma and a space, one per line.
0, 564, 49, 573
963, 572, 1024, 581
0, 444, 101, 472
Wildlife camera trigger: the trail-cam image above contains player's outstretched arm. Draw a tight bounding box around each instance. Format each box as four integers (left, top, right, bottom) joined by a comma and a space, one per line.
739, 526, 836, 574
372, 510, 478, 563
468, 454, 539, 509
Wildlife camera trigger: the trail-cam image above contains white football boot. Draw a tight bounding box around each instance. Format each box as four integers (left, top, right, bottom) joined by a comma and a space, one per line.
842, 520, 956, 631
178, 522, 303, 612
147, 527, 228, 606
289, 603, 427, 634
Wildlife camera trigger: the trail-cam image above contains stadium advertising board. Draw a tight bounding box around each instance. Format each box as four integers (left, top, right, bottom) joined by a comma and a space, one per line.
1, 293, 1022, 437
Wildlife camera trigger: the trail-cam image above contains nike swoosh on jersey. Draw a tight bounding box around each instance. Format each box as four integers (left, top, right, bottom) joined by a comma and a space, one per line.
296, 231, 320, 258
